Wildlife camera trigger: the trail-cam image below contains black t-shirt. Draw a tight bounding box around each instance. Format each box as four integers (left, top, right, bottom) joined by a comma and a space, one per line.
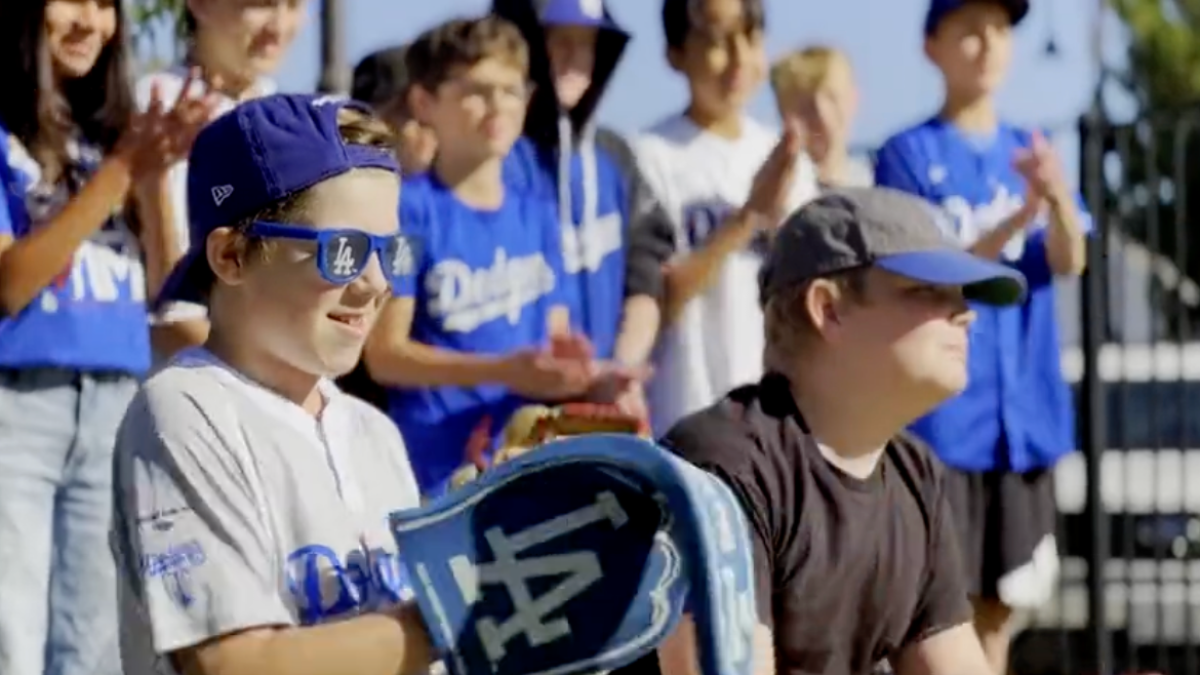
620, 373, 971, 675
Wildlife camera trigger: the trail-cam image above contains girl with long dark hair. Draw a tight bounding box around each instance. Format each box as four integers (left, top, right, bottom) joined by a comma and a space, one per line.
140, 0, 308, 358
0, 2, 215, 674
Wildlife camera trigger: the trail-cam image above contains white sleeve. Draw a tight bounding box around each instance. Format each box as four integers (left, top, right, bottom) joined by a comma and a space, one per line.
112, 383, 292, 655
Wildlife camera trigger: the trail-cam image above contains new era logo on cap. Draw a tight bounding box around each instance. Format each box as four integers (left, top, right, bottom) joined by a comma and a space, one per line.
211, 185, 234, 206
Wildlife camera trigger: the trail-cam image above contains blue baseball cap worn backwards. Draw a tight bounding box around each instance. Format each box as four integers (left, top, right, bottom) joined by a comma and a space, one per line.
156, 93, 401, 308
924, 0, 1029, 36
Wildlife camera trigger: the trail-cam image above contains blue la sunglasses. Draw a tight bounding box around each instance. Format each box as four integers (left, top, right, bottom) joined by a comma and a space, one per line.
246, 221, 417, 286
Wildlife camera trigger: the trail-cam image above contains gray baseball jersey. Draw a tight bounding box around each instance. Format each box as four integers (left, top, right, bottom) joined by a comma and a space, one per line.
111, 350, 422, 675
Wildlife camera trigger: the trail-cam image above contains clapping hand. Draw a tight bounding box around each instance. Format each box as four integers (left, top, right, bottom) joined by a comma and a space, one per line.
1013, 130, 1067, 202
742, 115, 808, 228
502, 330, 651, 405
549, 332, 652, 412
502, 334, 597, 401
117, 67, 222, 180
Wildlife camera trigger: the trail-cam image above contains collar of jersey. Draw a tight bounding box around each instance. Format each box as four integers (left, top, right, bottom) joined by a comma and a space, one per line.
170, 346, 343, 425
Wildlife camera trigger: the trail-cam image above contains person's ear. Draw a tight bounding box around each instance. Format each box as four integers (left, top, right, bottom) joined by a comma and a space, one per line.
922, 36, 939, 65
207, 227, 254, 288
186, 0, 212, 26
408, 84, 437, 127
665, 45, 686, 73
804, 279, 843, 340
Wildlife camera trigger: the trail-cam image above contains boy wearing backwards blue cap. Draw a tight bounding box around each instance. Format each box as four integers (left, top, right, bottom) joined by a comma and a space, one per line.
109, 93, 435, 675
874, 1, 1090, 672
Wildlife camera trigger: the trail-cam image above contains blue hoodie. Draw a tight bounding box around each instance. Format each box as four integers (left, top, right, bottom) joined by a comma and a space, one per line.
493, 0, 632, 360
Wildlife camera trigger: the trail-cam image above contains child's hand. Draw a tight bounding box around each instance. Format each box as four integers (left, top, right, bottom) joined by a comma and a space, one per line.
500, 348, 595, 401
586, 362, 652, 408
1013, 131, 1067, 201
743, 115, 807, 227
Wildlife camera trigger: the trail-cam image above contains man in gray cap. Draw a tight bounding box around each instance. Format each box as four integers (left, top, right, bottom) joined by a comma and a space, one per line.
617, 187, 1025, 675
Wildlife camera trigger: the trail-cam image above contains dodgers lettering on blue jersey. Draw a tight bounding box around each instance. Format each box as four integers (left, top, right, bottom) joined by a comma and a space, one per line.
389, 173, 573, 495
285, 544, 413, 625
504, 137, 627, 358
426, 248, 556, 333
0, 130, 151, 374
875, 118, 1093, 472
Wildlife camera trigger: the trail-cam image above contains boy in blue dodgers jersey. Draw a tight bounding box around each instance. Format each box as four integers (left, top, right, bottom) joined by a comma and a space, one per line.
363, 17, 644, 497
492, 0, 660, 416
0, 2, 217, 674
110, 94, 430, 675
874, 1, 1090, 672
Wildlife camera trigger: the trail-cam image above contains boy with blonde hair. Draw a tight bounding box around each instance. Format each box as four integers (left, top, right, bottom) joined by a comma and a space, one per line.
769, 45, 872, 189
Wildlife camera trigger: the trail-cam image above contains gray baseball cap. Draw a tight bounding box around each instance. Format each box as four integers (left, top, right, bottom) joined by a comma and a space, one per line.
759, 187, 1027, 306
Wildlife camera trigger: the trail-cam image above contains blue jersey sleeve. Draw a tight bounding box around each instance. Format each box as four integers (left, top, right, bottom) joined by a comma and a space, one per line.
874, 135, 928, 197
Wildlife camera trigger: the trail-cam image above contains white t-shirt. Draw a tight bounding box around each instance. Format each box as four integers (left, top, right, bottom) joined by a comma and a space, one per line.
633, 114, 819, 435
834, 155, 876, 189
111, 348, 421, 675
134, 66, 277, 324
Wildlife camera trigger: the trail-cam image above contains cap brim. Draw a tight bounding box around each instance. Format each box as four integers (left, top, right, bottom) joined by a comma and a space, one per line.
540, 6, 622, 31
153, 249, 212, 312
875, 249, 1027, 306
925, 0, 1029, 35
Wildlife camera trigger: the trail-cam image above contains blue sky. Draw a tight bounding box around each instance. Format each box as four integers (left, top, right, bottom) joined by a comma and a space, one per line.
264, 0, 1119, 153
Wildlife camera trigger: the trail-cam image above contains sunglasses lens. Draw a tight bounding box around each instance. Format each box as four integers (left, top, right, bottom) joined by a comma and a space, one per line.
321, 232, 372, 283
384, 235, 417, 280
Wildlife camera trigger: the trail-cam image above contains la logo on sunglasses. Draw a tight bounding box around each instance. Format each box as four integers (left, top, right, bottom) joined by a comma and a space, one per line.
331, 237, 359, 277
392, 241, 414, 278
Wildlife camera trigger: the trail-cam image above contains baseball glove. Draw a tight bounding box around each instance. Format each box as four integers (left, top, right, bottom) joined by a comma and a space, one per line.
448, 404, 650, 490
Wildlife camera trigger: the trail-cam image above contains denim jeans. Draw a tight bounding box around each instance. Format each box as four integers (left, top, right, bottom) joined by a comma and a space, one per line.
0, 368, 136, 675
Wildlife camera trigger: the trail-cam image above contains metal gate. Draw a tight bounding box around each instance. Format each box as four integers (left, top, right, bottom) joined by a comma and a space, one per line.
1012, 110, 1200, 675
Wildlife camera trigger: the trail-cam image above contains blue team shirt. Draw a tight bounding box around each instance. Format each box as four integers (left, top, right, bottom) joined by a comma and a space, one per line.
503, 136, 627, 359
0, 128, 150, 375
875, 117, 1092, 472
389, 172, 574, 495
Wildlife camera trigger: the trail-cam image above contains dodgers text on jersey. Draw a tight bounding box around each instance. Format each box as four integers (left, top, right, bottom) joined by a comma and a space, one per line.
425, 248, 556, 333
286, 544, 414, 625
